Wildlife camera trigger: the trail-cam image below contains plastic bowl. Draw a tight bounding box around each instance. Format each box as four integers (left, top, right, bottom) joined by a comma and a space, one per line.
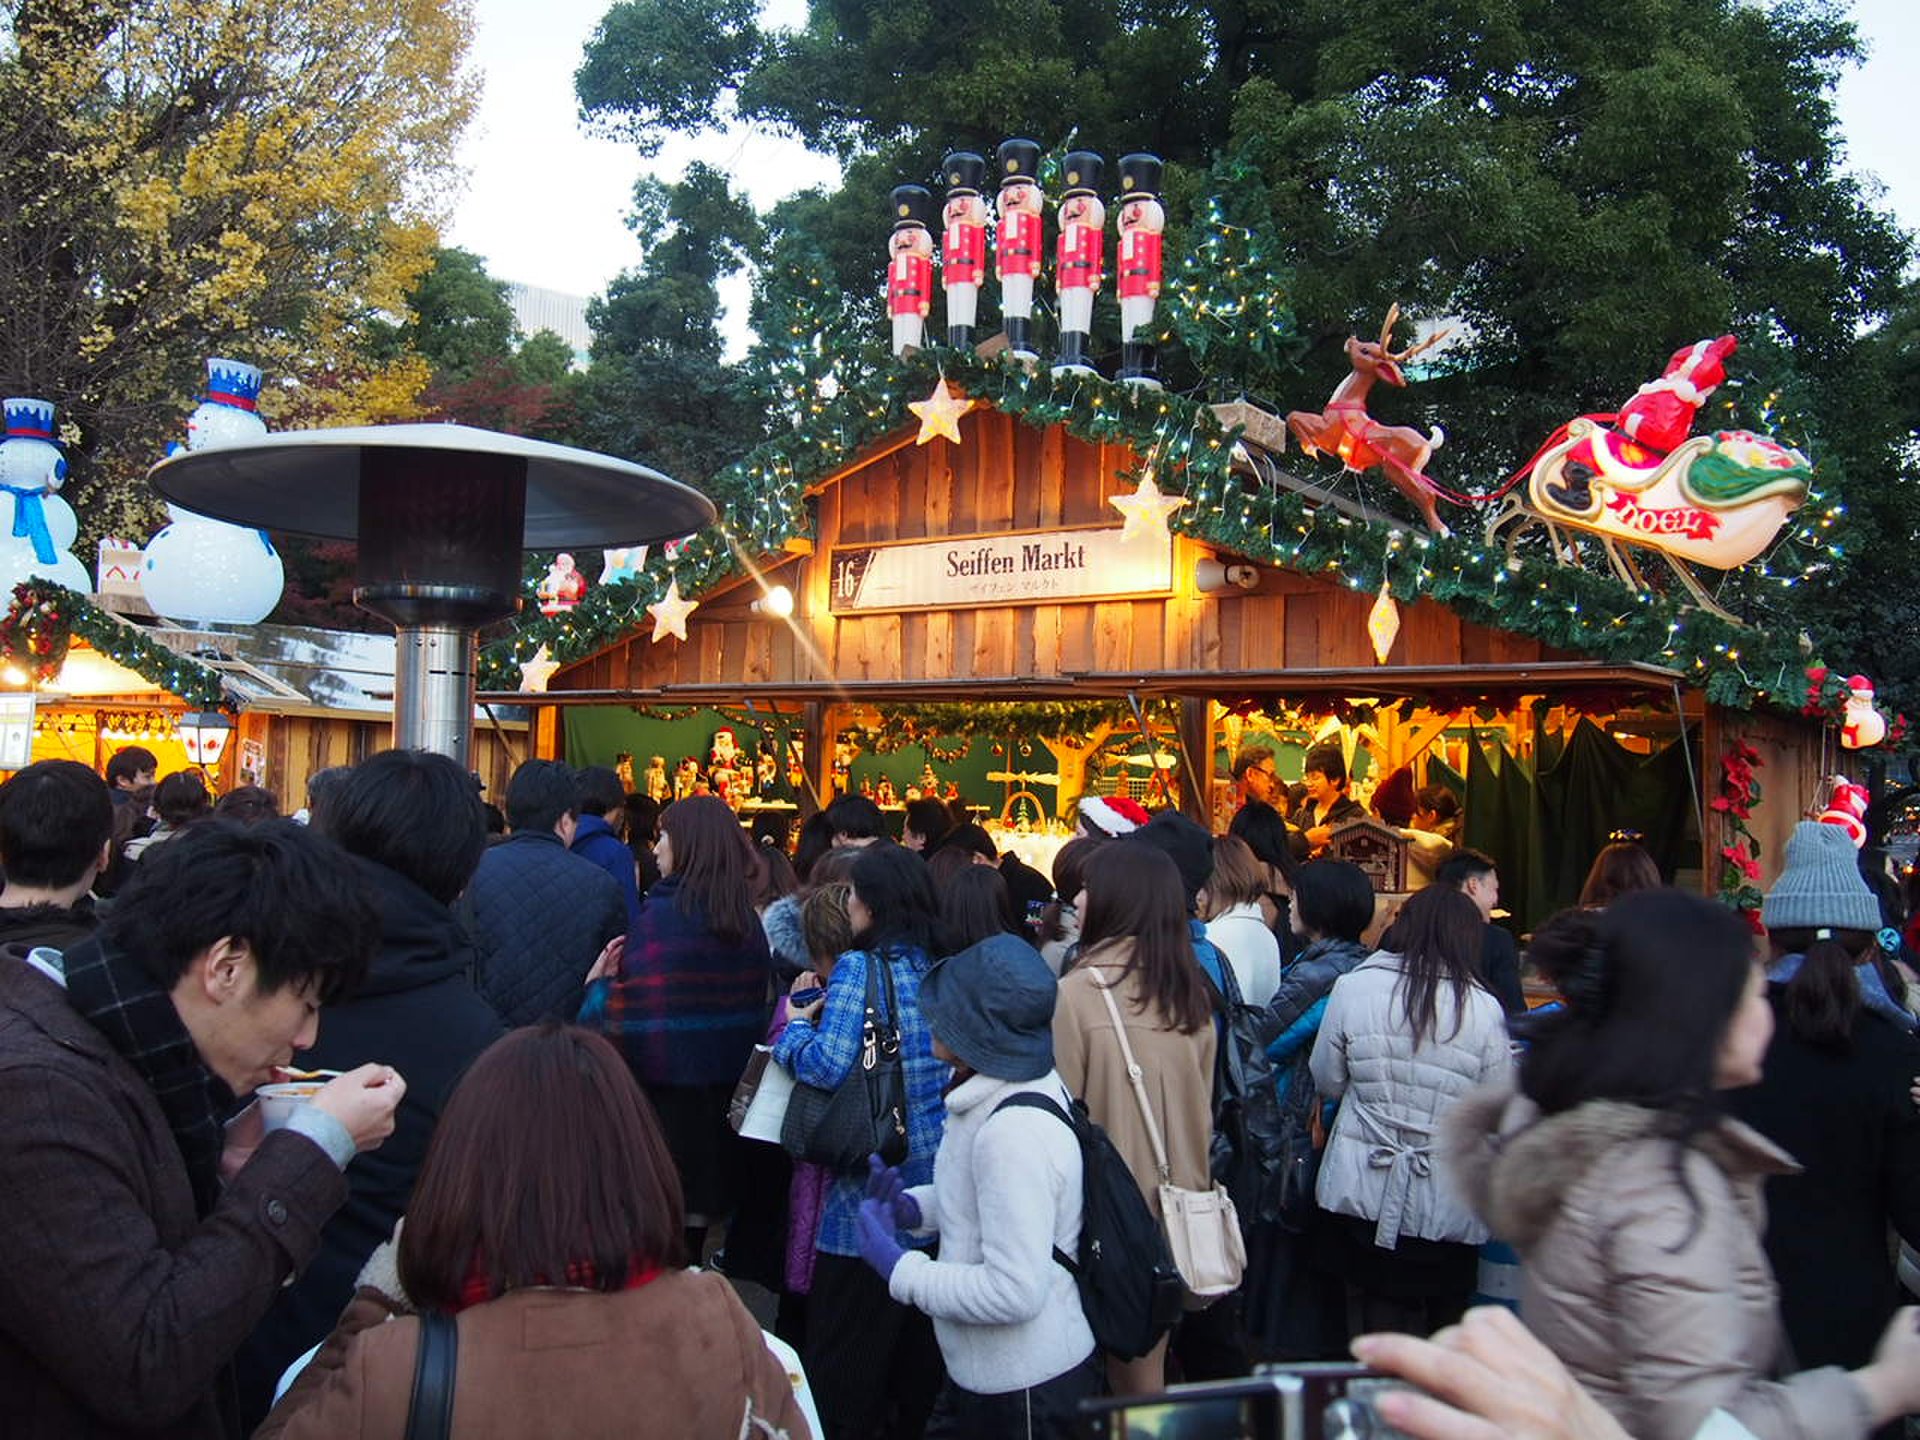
256, 1081, 324, 1133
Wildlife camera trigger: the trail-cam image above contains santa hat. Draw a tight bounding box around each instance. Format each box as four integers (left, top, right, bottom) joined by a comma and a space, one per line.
1078, 795, 1150, 837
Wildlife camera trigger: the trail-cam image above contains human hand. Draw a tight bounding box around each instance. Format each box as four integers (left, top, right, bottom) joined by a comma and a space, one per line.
1306, 825, 1332, 849
220, 1100, 264, 1182
855, 1197, 906, 1281
1854, 1306, 1920, 1425
585, 935, 624, 985
866, 1153, 921, 1230
1351, 1306, 1630, 1440
788, 970, 825, 1022
310, 1064, 406, 1153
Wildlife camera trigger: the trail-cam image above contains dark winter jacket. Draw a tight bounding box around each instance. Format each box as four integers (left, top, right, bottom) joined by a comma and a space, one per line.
233, 854, 505, 1430
462, 829, 626, 1027
1727, 987, 1920, 1373
0, 899, 99, 952
1255, 936, 1370, 1211
1481, 924, 1526, 1016
578, 874, 773, 1088
0, 949, 346, 1440
569, 813, 642, 936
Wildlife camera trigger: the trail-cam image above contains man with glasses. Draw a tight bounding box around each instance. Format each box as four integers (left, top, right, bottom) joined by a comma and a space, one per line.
1231, 744, 1282, 811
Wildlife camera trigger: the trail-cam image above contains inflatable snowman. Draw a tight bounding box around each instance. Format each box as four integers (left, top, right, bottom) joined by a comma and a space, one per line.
140, 358, 284, 626
0, 398, 93, 593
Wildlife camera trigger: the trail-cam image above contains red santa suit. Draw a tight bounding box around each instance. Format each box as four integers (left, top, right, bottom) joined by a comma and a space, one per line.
1616, 334, 1737, 453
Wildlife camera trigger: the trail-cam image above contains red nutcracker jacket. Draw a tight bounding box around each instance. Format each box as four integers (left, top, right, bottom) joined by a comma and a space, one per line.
996, 209, 1042, 279
888, 252, 932, 316
1119, 228, 1163, 300
1056, 224, 1103, 291
943, 222, 986, 286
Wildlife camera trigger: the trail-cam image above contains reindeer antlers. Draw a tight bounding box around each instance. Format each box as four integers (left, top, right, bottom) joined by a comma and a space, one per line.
1378, 302, 1451, 363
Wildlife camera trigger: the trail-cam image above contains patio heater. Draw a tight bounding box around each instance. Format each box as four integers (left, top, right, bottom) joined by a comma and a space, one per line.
149, 426, 714, 765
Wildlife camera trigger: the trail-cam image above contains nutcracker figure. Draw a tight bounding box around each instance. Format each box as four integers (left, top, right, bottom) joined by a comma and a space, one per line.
1115, 154, 1166, 388
1052, 151, 1105, 376
886, 184, 937, 357
941, 151, 988, 350
994, 139, 1044, 363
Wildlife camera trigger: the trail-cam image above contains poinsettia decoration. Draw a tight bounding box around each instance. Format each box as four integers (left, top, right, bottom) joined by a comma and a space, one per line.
1801, 666, 1909, 746
1712, 739, 1766, 924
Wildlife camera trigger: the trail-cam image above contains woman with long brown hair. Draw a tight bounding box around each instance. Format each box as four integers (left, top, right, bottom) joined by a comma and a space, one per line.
1052, 841, 1216, 1394
579, 795, 773, 1260
258, 1025, 808, 1438
1310, 883, 1511, 1340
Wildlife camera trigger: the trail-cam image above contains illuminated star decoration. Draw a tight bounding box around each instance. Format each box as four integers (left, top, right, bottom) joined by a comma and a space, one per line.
518, 644, 560, 693
1368, 580, 1402, 664
647, 576, 698, 644
1109, 474, 1186, 543
599, 546, 646, 585
909, 378, 973, 446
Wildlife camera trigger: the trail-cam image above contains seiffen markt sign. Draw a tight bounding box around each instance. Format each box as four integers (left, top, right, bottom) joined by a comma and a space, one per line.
828, 525, 1174, 614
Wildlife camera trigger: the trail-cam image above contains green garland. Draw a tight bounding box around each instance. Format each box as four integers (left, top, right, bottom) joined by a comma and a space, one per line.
0, 582, 227, 709
844, 701, 1153, 751
480, 342, 1829, 713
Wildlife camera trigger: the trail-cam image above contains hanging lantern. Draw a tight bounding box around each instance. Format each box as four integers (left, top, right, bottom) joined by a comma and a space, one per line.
178, 710, 234, 768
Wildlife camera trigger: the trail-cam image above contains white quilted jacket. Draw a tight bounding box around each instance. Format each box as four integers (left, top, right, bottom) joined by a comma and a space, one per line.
1309, 950, 1514, 1247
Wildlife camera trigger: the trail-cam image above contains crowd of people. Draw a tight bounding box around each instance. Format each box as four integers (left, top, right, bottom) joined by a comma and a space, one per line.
0, 741, 1916, 1440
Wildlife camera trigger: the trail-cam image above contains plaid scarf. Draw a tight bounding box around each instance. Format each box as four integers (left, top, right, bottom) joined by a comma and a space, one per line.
61, 934, 235, 1217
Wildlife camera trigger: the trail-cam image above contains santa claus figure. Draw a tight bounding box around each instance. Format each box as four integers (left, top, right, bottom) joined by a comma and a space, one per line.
941, 151, 988, 350
536, 552, 587, 615
1817, 776, 1871, 847
994, 139, 1044, 363
1052, 151, 1105, 377
886, 184, 937, 357
1115, 153, 1166, 388
1841, 675, 1888, 750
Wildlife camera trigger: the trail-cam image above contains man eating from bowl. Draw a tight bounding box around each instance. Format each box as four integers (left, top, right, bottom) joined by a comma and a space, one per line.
0, 818, 405, 1439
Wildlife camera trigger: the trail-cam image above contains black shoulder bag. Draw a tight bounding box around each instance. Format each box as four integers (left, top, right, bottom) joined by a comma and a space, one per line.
780, 950, 910, 1171
404, 1310, 458, 1440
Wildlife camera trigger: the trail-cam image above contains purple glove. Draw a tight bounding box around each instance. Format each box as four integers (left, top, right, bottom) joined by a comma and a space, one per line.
865, 1153, 921, 1229
855, 1197, 906, 1280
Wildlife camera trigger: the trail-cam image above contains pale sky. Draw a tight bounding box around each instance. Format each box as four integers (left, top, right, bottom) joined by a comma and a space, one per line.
449, 0, 1919, 323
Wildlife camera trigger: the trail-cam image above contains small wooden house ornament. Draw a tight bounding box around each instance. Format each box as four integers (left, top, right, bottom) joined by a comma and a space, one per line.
1326, 816, 1410, 893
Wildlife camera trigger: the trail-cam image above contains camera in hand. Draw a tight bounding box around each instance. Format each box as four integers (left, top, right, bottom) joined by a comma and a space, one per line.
1080, 1365, 1414, 1439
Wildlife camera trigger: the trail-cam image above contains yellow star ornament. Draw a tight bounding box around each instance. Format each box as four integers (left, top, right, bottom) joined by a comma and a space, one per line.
647, 577, 698, 644
517, 644, 560, 694
1109, 474, 1186, 543
908, 378, 973, 445
1368, 580, 1402, 664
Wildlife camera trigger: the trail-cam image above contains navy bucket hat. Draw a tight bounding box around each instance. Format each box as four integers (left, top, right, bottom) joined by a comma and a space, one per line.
919, 932, 1057, 1082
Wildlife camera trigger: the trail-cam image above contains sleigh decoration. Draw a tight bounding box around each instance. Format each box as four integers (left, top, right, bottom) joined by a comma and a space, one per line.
1484, 335, 1811, 621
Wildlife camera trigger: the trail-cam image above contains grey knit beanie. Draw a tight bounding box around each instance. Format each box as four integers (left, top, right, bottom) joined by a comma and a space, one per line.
1759, 821, 1881, 932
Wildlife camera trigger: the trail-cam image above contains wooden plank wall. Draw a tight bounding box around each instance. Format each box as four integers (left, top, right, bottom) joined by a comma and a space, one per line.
564, 408, 1554, 692
236, 713, 523, 811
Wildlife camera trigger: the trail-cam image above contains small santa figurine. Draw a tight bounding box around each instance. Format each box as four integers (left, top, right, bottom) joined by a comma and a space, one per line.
536, 552, 587, 615
645, 755, 670, 803
1817, 776, 1871, 847
1115, 154, 1166, 388
876, 776, 898, 807
940, 152, 988, 350
994, 139, 1045, 363
1841, 675, 1888, 750
1052, 151, 1105, 377
886, 184, 937, 357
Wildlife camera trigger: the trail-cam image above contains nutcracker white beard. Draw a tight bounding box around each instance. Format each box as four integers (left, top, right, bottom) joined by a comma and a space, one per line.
1059, 286, 1094, 334
1121, 295, 1155, 340
947, 283, 978, 326
1002, 273, 1034, 318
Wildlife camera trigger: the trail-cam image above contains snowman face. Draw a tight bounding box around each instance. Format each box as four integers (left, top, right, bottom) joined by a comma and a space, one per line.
186, 401, 268, 452
0, 437, 68, 493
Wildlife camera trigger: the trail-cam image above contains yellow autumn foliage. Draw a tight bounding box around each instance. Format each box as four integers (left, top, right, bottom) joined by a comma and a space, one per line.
0, 0, 478, 544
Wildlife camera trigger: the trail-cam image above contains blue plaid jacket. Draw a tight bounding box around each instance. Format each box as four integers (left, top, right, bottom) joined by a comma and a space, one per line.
771, 942, 946, 1256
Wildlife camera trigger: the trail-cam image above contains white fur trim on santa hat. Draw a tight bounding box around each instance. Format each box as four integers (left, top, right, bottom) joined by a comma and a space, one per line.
1078, 795, 1147, 836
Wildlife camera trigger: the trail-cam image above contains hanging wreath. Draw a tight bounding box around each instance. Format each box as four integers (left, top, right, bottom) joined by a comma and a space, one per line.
0, 582, 71, 682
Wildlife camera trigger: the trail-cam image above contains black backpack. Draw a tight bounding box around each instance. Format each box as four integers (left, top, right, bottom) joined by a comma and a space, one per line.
993, 1091, 1184, 1360
1194, 937, 1289, 1225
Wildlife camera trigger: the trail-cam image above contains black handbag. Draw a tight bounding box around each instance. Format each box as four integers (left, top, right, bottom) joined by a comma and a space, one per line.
404, 1309, 457, 1440
780, 950, 910, 1171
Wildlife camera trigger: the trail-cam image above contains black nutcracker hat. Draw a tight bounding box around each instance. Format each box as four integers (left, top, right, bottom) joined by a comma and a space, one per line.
1118, 153, 1164, 201
943, 151, 987, 196
1060, 151, 1104, 199
996, 139, 1041, 187
890, 184, 937, 231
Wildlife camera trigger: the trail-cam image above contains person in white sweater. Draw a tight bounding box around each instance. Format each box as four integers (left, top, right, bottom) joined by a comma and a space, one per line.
1202, 833, 1283, 1003
854, 932, 1098, 1438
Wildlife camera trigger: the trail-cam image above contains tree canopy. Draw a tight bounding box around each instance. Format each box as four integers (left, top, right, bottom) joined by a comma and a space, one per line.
0, 0, 476, 544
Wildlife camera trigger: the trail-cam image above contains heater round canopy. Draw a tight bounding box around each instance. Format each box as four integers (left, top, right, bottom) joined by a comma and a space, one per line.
147, 424, 715, 548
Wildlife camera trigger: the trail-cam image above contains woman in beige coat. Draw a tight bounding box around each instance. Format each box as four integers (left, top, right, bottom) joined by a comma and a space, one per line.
1054, 841, 1217, 1395
1443, 891, 1920, 1440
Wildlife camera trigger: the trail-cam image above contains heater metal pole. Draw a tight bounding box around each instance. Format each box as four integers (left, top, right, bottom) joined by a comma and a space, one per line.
392, 624, 480, 765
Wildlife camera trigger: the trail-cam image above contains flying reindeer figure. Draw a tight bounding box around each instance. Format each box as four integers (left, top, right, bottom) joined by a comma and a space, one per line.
1287, 305, 1452, 534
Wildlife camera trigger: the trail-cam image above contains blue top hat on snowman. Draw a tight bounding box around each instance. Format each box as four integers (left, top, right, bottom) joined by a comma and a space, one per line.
205, 357, 263, 412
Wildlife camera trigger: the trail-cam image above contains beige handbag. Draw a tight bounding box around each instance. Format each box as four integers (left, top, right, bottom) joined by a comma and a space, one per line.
1095, 976, 1247, 1298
